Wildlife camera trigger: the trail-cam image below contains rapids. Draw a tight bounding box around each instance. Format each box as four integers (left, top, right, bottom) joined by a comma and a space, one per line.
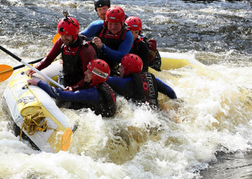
0, 0, 251, 178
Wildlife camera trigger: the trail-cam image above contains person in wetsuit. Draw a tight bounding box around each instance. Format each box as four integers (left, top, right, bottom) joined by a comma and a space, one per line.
125, 16, 162, 72
79, 6, 133, 76
26, 13, 95, 91
94, 0, 111, 20
106, 54, 177, 109
93, 0, 129, 20
125, 16, 149, 72
27, 59, 116, 117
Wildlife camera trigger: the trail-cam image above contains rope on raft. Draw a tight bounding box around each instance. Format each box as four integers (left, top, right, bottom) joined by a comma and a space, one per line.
19, 84, 56, 140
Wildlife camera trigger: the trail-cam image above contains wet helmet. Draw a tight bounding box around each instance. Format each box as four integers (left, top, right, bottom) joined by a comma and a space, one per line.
87, 59, 111, 84
94, 0, 110, 11
57, 16, 79, 41
106, 6, 125, 24
121, 54, 143, 75
125, 16, 142, 32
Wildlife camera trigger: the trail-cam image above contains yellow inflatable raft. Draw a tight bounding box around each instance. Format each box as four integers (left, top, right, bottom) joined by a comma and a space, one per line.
149, 51, 203, 73
2, 64, 73, 153
1, 51, 201, 153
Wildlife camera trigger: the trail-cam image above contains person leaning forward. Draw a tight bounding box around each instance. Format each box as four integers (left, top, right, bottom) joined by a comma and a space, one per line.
27, 59, 116, 117
106, 54, 177, 109
26, 13, 95, 92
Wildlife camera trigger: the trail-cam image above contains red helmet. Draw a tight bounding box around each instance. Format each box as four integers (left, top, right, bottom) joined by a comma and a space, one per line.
106, 6, 125, 24
125, 16, 142, 31
57, 17, 79, 41
121, 54, 143, 75
87, 59, 111, 84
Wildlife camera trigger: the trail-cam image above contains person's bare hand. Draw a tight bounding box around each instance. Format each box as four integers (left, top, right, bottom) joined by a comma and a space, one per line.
27, 78, 39, 86
92, 37, 103, 49
26, 69, 36, 76
64, 86, 73, 91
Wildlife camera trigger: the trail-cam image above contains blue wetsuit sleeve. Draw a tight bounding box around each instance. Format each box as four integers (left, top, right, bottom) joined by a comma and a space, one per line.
79, 20, 104, 38
37, 81, 98, 101
106, 76, 132, 95
156, 77, 177, 99
100, 31, 133, 63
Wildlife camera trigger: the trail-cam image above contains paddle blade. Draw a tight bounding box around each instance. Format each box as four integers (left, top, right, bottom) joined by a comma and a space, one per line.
0, 64, 14, 82
52, 33, 61, 44
61, 127, 73, 151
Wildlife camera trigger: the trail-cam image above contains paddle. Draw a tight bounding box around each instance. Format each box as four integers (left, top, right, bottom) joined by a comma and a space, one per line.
61, 122, 78, 151
14, 57, 44, 70
0, 58, 44, 82
0, 64, 15, 82
52, 33, 60, 44
0, 45, 64, 89
61, 127, 73, 151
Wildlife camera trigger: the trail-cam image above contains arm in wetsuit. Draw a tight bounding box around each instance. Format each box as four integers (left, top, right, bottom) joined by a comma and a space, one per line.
79, 20, 104, 38
100, 31, 133, 63
107, 76, 177, 99
37, 81, 98, 102
106, 76, 132, 96
80, 20, 133, 63
156, 77, 177, 99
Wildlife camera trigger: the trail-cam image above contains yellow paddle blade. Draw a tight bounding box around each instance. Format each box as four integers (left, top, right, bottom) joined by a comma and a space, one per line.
0, 64, 14, 82
52, 33, 61, 44
61, 127, 73, 151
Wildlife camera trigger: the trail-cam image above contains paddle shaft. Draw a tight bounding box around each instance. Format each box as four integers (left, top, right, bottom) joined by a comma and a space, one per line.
0, 46, 64, 89
13, 57, 44, 70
